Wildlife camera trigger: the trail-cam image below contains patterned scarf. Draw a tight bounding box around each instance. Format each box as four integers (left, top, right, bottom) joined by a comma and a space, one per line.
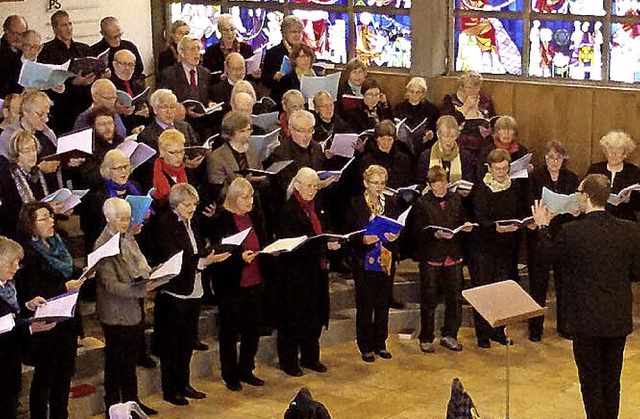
429, 141, 463, 183
10, 165, 49, 204
364, 191, 385, 219
104, 178, 140, 198
31, 233, 74, 279
483, 172, 512, 193
363, 192, 392, 275
0, 280, 20, 314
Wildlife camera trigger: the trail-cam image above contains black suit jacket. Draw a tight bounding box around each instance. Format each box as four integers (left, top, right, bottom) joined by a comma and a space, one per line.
261, 42, 288, 91
0, 35, 22, 97
153, 211, 207, 296
540, 211, 640, 336
91, 38, 145, 78
159, 63, 212, 104
587, 161, 640, 221
202, 41, 253, 77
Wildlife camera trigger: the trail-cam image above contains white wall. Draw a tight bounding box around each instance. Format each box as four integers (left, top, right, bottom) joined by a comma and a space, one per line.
0, 0, 154, 74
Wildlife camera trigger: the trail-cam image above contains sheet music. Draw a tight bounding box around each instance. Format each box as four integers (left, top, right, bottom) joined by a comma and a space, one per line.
86, 233, 121, 272
509, 153, 532, 179
251, 112, 279, 131
150, 251, 184, 280
329, 134, 359, 158
0, 313, 15, 334
33, 290, 79, 320
300, 72, 341, 100
221, 227, 252, 246
56, 128, 93, 155
260, 236, 308, 254
541, 187, 579, 214
246, 48, 263, 75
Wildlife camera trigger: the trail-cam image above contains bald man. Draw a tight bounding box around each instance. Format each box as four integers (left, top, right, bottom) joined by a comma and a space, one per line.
112, 50, 151, 132
0, 15, 27, 96
73, 79, 128, 137
210, 53, 256, 110
91, 16, 144, 78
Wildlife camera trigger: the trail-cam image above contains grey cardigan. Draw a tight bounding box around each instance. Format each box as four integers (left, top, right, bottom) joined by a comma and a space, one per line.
95, 228, 149, 326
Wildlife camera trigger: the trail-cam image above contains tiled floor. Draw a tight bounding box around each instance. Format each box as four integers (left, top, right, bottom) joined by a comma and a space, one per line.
126, 321, 640, 419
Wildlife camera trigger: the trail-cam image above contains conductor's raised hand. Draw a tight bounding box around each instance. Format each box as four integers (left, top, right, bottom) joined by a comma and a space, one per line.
531, 199, 551, 228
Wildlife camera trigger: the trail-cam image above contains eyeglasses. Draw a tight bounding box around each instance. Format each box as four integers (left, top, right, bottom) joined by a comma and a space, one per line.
157, 104, 177, 111
368, 180, 386, 186
111, 164, 130, 172
33, 110, 49, 120
364, 91, 381, 98
291, 126, 314, 134
545, 155, 564, 163
166, 149, 185, 156
115, 61, 135, 68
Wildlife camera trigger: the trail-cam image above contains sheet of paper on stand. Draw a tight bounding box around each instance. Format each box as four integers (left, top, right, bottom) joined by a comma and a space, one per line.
150, 251, 184, 280
116, 87, 151, 107
329, 133, 359, 158
33, 290, 80, 323
125, 195, 153, 226
221, 227, 252, 246
18, 60, 75, 90
245, 48, 264, 75
260, 236, 309, 254
509, 153, 532, 179
116, 140, 156, 170
317, 157, 355, 180
250, 128, 281, 161
424, 223, 478, 235
0, 313, 16, 334
300, 72, 341, 100
251, 111, 280, 131
85, 232, 121, 274
541, 187, 579, 214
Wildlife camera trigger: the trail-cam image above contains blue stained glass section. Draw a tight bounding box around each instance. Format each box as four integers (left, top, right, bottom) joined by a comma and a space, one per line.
292, 10, 349, 64
454, 17, 523, 75
354, 0, 411, 8
169, 4, 221, 50
355, 13, 411, 68
293, 0, 348, 5
455, 0, 524, 13
229, 7, 285, 51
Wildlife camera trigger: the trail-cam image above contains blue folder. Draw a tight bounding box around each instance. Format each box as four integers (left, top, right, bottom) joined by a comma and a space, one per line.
125, 195, 153, 226
364, 216, 403, 241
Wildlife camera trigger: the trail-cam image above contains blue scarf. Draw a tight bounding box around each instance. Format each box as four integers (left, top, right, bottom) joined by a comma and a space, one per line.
0, 280, 20, 314
105, 178, 140, 198
31, 234, 74, 279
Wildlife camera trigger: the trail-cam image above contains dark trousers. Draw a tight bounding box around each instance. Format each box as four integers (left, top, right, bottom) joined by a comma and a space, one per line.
418, 262, 463, 343
102, 323, 143, 409
527, 252, 567, 337
573, 335, 626, 419
29, 323, 77, 419
354, 269, 392, 354
277, 322, 322, 370
154, 293, 199, 397
0, 334, 22, 419
218, 285, 263, 384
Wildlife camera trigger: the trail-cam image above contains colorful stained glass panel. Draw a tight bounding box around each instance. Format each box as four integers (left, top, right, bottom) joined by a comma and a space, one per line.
354, 13, 411, 68
169, 4, 221, 50
229, 7, 285, 51
354, 0, 411, 8
456, 0, 524, 13
531, 0, 605, 15
293, 0, 348, 5
610, 22, 640, 82
292, 10, 349, 63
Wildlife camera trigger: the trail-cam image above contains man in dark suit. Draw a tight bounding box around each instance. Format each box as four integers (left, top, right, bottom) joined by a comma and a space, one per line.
0, 15, 27, 98
91, 17, 145, 79
210, 52, 252, 112
261, 16, 304, 91
159, 36, 215, 140
532, 173, 640, 419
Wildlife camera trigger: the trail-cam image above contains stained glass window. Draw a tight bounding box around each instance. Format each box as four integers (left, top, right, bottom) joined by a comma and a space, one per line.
354, 0, 411, 8
355, 13, 411, 68
170, 4, 222, 50
229, 7, 285, 51
456, 0, 524, 13
531, 0, 605, 15
291, 10, 349, 63
292, 0, 348, 5
613, 0, 640, 16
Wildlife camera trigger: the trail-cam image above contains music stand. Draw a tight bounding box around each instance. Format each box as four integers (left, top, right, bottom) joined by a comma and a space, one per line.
462, 280, 546, 419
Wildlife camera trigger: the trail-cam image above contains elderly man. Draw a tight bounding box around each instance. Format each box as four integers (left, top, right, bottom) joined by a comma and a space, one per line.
111, 49, 150, 132
279, 89, 305, 138
73, 79, 127, 138
0, 15, 27, 97
39, 10, 97, 133
211, 53, 253, 109
532, 174, 640, 419
91, 16, 144, 78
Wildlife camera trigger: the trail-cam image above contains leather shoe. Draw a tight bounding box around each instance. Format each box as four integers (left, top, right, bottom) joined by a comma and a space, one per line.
138, 402, 158, 416
225, 381, 242, 392
193, 341, 209, 351
375, 349, 393, 359
301, 362, 328, 373
282, 366, 304, 377
361, 352, 375, 363
183, 386, 206, 399
239, 372, 265, 386
477, 339, 491, 349
490, 333, 513, 346
137, 355, 157, 369
163, 394, 189, 406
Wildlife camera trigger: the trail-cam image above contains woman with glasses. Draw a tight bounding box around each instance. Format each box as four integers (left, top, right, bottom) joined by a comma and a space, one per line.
346, 164, 402, 362
274, 167, 340, 376
587, 131, 640, 222
0, 235, 53, 419
273, 44, 317, 108
526, 141, 579, 342
0, 130, 64, 238
15, 202, 84, 419
203, 14, 255, 79
344, 77, 392, 134
393, 77, 440, 157
476, 115, 530, 181
152, 129, 189, 208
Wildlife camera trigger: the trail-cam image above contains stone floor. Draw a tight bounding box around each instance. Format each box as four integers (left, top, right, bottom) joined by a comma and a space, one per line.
102, 321, 640, 419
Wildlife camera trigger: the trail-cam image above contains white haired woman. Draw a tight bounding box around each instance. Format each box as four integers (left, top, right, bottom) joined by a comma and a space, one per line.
203, 13, 255, 77
94, 198, 164, 415
587, 131, 640, 221
393, 77, 440, 155
274, 167, 341, 377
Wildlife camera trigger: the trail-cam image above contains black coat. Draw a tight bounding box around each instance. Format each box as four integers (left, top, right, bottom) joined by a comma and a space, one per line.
90, 38, 145, 78
538, 211, 640, 336
261, 42, 288, 91
202, 41, 253, 76
358, 144, 414, 190
157, 45, 178, 75
587, 161, 640, 221
0, 161, 48, 239
0, 35, 23, 97
393, 99, 440, 156
344, 103, 392, 134
272, 71, 301, 110
274, 196, 331, 328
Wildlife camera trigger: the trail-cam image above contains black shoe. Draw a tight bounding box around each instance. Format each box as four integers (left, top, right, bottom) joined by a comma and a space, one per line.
225, 381, 243, 392
490, 333, 513, 346
193, 341, 209, 351
389, 300, 405, 310
375, 349, 392, 359
282, 366, 304, 377
137, 355, 157, 369
301, 362, 328, 373
239, 372, 265, 386
138, 402, 158, 416
477, 339, 491, 349
164, 394, 189, 406
529, 335, 542, 342
183, 386, 206, 399
361, 352, 375, 363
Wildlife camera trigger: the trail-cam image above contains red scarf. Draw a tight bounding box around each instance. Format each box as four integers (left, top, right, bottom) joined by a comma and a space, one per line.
279, 112, 291, 138
153, 157, 187, 199
294, 191, 322, 235
493, 138, 520, 155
